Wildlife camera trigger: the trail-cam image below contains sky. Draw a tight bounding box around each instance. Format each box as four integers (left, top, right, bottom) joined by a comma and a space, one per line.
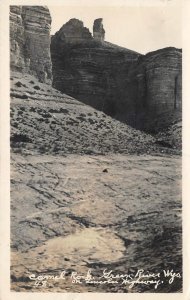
48, 4, 182, 54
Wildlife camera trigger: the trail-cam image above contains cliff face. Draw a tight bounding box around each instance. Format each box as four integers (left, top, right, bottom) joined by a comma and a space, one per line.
134, 47, 182, 130
51, 19, 182, 131
138, 48, 182, 113
10, 6, 52, 84
51, 18, 141, 122
10, 9, 182, 131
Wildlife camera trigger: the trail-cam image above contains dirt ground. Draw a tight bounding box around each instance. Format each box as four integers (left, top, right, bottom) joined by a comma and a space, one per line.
11, 153, 182, 293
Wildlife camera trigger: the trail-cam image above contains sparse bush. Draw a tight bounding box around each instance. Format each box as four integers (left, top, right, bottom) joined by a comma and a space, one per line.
15, 81, 22, 87
10, 133, 31, 143
19, 106, 25, 112
38, 118, 45, 122
42, 112, 51, 118
34, 85, 41, 90
11, 122, 18, 128
17, 110, 23, 115
80, 113, 86, 117
88, 118, 95, 125
60, 108, 69, 114
76, 116, 85, 122
49, 108, 59, 113
29, 107, 36, 112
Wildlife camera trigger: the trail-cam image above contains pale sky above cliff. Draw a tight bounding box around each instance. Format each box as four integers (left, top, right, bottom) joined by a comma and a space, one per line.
49, 4, 182, 54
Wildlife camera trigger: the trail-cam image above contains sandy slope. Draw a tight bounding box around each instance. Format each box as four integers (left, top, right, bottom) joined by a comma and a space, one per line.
11, 72, 180, 156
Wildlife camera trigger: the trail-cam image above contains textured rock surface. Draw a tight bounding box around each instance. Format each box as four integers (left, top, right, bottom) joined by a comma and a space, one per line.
135, 47, 182, 131
10, 6, 52, 84
10, 9, 182, 131
51, 23, 141, 121
10, 72, 164, 156
11, 153, 182, 292
93, 18, 105, 41
52, 18, 92, 44
10, 10, 182, 293
51, 19, 182, 131
10, 72, 182, 292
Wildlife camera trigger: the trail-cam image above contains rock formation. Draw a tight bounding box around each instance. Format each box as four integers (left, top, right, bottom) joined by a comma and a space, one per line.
10, 6, 52, 84
51, 19, 141, 122
52, 18, 92, 45
51, 18, 182, 131
9, 8, 182, 293
93, 18, 105, 41
137, 48, 182, 113
10, 8, 182, 131
134, 47, 182, 130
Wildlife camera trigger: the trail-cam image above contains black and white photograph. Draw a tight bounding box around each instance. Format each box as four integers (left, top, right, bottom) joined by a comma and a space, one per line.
1, 0, 189, 297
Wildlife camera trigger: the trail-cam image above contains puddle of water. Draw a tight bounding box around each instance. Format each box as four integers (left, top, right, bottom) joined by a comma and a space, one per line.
44, 228, 126, 263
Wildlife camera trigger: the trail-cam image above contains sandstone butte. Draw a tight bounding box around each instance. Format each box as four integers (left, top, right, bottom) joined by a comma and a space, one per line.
10, 5, 182, 132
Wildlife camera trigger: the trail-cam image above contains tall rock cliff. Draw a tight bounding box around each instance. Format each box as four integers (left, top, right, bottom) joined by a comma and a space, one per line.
51, 18, 182, 131
10, 9, 182, 131
133, 47, 182, 130
10, 6, 52, 84
137, 48, 182, 114
51, 18, 141, 123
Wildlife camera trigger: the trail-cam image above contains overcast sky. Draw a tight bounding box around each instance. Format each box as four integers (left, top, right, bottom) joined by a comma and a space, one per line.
49, 4, 182, 54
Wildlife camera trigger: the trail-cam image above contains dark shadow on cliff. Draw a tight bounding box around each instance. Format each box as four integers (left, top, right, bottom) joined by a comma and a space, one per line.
51, 25, 182, 142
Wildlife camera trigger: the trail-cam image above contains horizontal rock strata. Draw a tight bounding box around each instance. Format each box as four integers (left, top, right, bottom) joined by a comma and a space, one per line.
51, 18, 141, 123
135, 47, 182, 130
51, 18, 182, 131
10, 6, 52, 84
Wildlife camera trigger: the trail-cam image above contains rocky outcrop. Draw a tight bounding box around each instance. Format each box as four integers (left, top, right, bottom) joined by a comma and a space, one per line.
134, 47, 182, 130
10, 8, 182, 132
51, 19, 182, 131
137, 48, 182, 113
51, 19, 141, 122
93, 18, 105, 41
52, 18, 92, 44
10, 6, 52, 84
